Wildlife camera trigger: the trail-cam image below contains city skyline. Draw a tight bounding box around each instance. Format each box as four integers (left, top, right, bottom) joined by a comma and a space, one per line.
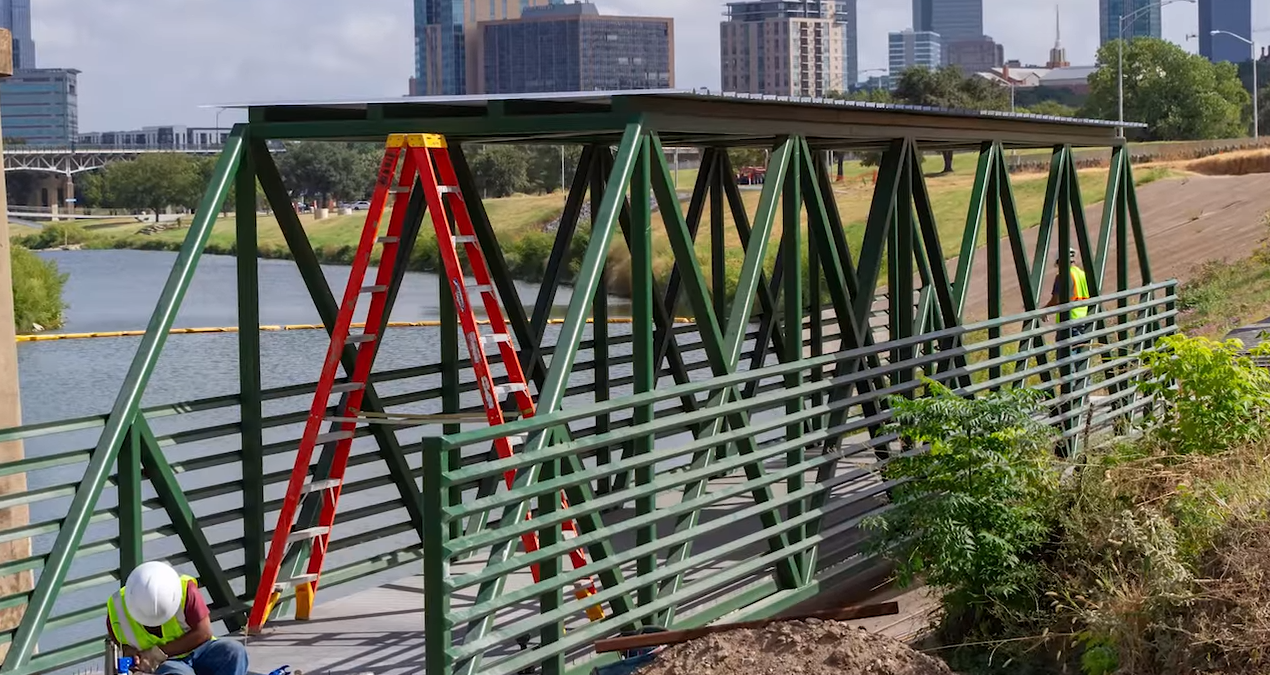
22, 0, 1258, 132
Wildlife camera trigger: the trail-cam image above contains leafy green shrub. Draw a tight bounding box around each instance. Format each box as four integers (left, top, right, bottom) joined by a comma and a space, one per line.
1138, 334, 1270, 454
503, 230, 554, 281
10, 245, 67, 332
865, 380, 1058, 629
16, 222, 92, 249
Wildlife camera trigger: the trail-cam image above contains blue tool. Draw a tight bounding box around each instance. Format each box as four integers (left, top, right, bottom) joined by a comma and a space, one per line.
115, 656, 134, 674
265, 666, 293, 675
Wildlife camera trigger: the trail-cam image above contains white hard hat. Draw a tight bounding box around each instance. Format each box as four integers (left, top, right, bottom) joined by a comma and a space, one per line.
124, 561, 183, 626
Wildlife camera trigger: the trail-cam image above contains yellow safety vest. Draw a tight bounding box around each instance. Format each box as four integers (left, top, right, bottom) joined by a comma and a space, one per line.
106, 575, 210, 658
1067, 266, 1090, 320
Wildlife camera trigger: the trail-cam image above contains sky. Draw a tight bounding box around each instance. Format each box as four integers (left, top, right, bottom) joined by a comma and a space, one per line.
27, 0, 1269, 132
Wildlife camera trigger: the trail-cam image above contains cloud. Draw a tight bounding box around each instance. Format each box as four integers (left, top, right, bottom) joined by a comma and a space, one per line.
27, 0, 1225, 132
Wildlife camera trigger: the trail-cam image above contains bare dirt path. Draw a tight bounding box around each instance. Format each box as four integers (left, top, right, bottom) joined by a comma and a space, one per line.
957, 172, 1270, 320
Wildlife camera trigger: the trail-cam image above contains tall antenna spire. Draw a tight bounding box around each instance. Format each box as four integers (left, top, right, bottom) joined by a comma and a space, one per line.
1054, 5, 1062, 48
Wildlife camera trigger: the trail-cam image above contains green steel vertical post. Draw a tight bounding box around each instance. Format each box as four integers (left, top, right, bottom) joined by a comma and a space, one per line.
0, 129, 244, 671
808, 191, 824, 433
1056, 147, 1075, 452
712, 151, 727, 320
536, 453, 563, 675
631, 136, 657, 608
591, 154, 614, 496
781, 142, 805, 573
235, 137, 264, 596
986, 150, 1003, 385
440, 281, 462, 541
118, 423, 143, 578
421, 438, 452, 675
894, 146, 915, 386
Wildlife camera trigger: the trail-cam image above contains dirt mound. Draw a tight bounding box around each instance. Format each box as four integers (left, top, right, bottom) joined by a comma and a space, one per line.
638, 619, 953, 675
1185, 149, 1270, 176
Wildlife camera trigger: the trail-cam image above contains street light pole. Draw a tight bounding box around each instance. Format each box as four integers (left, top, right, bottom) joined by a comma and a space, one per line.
1118, 0, 1195, 137
1211, 29, 1258, 139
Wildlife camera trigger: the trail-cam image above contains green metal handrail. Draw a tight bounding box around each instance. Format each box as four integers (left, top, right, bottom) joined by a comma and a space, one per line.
422, 284, 1176, 675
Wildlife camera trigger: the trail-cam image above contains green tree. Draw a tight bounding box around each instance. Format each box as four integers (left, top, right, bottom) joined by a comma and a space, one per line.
1084, 38, 1248, 140
893, 66, 1011, 173
524, 145, 584, 193
98, 154, 204, 221
1024, 100, 1077, 117
467, 145, 530, 198
10, 245, 66, 332
274, 142, 379, 204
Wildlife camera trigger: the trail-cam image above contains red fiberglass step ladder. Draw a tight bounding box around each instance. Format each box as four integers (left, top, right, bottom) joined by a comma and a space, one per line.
247, 133, 604, 633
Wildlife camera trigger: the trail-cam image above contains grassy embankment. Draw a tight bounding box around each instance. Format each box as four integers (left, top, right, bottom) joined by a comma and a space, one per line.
19, 152, 1173, 303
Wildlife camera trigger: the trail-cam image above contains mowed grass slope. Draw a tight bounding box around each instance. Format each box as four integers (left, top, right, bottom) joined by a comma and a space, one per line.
84, 161, 1173, 299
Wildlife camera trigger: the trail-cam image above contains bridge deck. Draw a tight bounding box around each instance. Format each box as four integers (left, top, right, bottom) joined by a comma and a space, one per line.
242, 448, 931, 675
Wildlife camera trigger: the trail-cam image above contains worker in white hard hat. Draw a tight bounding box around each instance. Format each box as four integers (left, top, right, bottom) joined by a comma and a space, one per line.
106, 561, 249, 675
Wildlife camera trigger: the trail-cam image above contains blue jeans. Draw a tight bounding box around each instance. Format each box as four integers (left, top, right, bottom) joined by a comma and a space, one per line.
154, 639, 248, 675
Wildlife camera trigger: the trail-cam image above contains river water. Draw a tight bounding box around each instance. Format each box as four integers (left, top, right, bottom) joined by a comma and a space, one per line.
15, 250, 650, 668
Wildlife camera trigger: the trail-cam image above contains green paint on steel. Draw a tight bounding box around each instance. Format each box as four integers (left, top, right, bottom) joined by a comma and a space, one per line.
0, 127, 245, 671
117, 424, 143, 579
236, 138, 264, 597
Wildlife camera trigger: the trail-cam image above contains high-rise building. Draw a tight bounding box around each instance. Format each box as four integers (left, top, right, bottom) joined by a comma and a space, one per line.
889, 29, 942, 86
1198, 0, 1252, 63
912, 0, 983, 61
947, 36, 1002, 74
480, 3, 673, 94
720, 0, 853, 97
0, 68, 78, 144
1048, 6, 1070, 68
1100, 0, 1162, 45
0, 0, 35, 70
412, 0, 563, 96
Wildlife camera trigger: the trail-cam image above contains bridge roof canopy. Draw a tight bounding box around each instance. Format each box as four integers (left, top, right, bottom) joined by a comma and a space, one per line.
225, 89, 1142, 151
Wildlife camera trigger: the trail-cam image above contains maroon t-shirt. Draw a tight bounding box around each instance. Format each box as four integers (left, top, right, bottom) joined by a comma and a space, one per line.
107, 579, 210, 641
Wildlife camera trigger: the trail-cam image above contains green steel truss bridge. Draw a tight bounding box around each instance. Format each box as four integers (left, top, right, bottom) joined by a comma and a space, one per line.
0, 91, 1172, 675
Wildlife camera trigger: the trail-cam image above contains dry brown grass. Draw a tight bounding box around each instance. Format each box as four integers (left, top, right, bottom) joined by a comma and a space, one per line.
1185, 149, 1270, 176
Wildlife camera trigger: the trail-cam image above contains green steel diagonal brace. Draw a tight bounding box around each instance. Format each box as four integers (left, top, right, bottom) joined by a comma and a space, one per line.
0, 127, 245, 672
135, 415, 242, 623
1124, 158, 1152, 283
1029, 147, 1066, 305
1092, 146, 1124, 293
713, 150, 793, 402
951, 142, 995, 319
646, 133, 803, 621
993, 145, 1039, 307
855, 139, 906, 323
526, 146, 599, 375
1065, 155, 1097, 296
452, 123, 645, 675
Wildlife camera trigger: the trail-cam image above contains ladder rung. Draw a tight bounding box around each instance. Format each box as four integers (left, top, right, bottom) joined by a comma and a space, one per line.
314, 430, 355, 445
361, 285, 388, 293
301, 478, 342, 494
330, 382, 365, 394
274, 573, 319, 591
507, 433, 527, 447
481, 334, 512, 347
493, 383, 530, 398
346, 334, 377, 345
389, 186, 412, 193
287, 526, 331, 544
439, 185, 462, 194
474, 285, 493, 294
453, 235, 477, 245
378, 236, 400, 244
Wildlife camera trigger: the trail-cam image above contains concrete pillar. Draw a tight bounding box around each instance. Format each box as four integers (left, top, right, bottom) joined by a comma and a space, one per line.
0, 28, 31, 664
315, 207, 329, 221
48, 203, 58, 222
63, 173, 74, 216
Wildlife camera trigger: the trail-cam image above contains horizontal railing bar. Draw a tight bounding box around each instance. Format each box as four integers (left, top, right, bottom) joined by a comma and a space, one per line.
439, 289, 1174, 448
446, 407, 893, 564
449, 436, 904, 603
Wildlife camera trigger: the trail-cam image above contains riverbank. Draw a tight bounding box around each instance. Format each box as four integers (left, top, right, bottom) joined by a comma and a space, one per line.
15, 163, 1175, 301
